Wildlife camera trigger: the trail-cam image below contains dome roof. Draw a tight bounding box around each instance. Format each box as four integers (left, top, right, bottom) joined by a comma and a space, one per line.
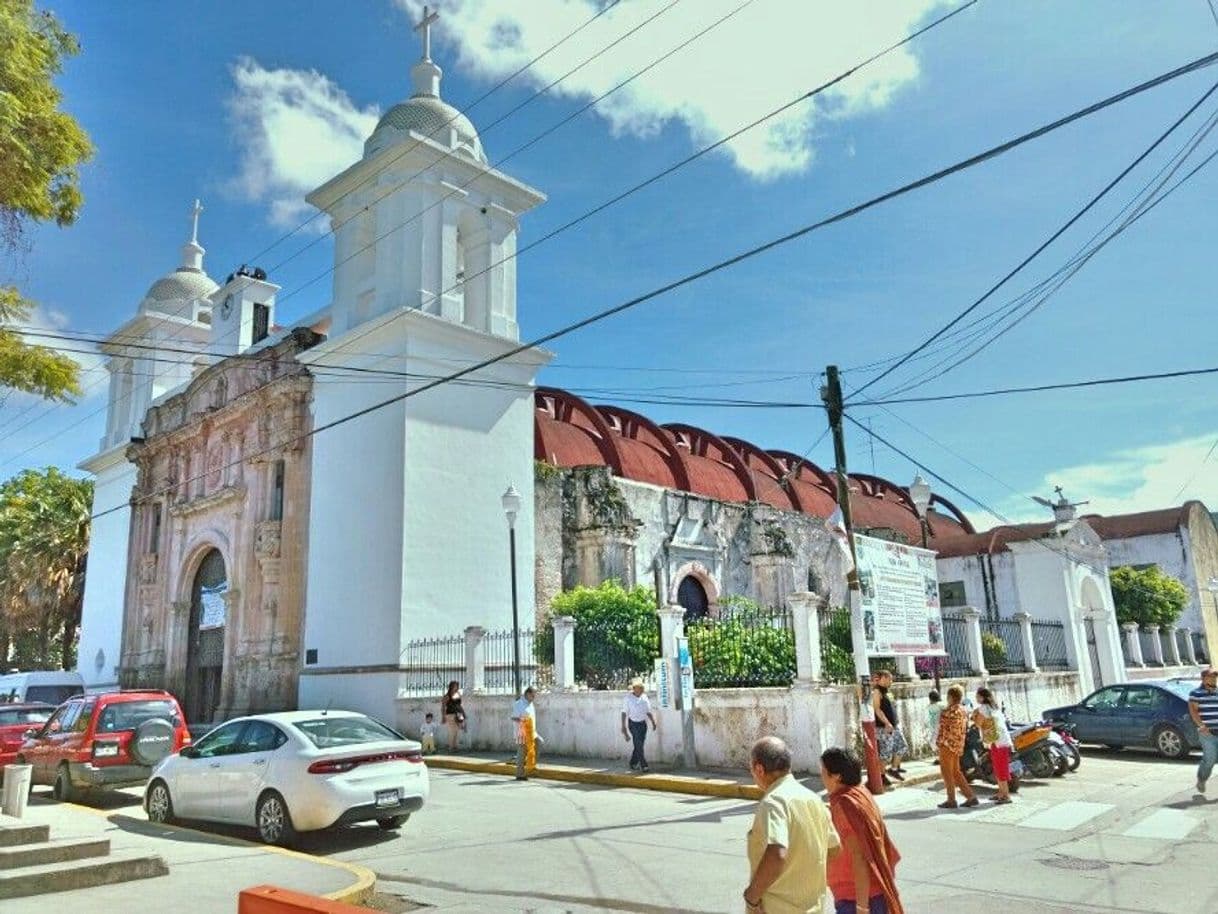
364, 95, 486, 163
144, 267, 219, 303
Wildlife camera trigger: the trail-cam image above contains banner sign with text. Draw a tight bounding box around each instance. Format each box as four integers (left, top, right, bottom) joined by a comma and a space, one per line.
854, 533, 945, 656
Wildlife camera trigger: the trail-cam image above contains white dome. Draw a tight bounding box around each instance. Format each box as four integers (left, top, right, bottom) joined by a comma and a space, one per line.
143, 267, 219, 304
364, 94, 487, 163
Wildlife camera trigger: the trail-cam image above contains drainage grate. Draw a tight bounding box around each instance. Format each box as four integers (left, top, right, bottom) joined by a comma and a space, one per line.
1040, 855, 1111, 871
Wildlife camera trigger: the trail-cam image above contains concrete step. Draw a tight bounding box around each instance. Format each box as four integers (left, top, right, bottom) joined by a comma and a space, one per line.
0, 817, 50, 848
0, 837, 111, 869
0, 853, 168, 899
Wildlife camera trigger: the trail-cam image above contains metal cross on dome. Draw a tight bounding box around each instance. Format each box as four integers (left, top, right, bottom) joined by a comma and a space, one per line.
415, 5, 439, 60
189, 198, 203, 244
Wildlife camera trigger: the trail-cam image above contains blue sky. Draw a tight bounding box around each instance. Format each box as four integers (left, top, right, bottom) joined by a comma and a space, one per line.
4, 0, 1218, 527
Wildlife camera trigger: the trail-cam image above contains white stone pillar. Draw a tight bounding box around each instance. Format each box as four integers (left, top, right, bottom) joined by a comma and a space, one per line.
1013, 612, 1039, 673
789, 592, 822, 683
657, 604, 686, 660
1122, 622, 1145, 667
894, 655, 917, 680
962, 607, 988, 677
464, 625, 486, 693
1163, 625, 1182, 666
1145, 625, 1166, 666
1182, 628, 1199, 665
551, 616, 576, 691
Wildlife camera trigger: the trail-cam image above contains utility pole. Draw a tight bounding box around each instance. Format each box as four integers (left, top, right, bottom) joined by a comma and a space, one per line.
822, 365, 886, 795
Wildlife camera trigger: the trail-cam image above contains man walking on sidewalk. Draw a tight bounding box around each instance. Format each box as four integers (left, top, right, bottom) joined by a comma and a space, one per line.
743, 736, 840, 914
512, 687, 538, 781
621, 678, 657, 772
1189, 668, 1218, 795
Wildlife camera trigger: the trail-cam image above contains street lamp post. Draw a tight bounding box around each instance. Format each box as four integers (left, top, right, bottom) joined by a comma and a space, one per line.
502, 484, 523, 697
909, 473, 932, 549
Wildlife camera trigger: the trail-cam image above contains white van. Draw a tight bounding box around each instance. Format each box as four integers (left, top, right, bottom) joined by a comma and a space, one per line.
0, 670, 85, 705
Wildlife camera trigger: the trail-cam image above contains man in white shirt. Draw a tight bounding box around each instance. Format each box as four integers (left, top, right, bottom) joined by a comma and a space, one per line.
511, 687, 537, 780
620, 679, 657, 772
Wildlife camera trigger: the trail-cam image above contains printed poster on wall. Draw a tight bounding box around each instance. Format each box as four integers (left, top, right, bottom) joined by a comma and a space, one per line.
853, 533, 945, 657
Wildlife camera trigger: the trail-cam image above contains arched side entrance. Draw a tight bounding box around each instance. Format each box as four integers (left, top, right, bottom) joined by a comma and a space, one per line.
184, 548, 227, 723
678, 576, 710, 622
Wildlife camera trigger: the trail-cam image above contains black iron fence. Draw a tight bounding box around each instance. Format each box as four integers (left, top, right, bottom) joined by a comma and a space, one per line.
818, 605, 856, 683
980, 618, 1027, 674
570, 614, 661, 690
1031, 619, 1070, 671
401, 634, 465, 696
685, 606, 795, 688
940, 613, 976, 677
483, 628, 551, 694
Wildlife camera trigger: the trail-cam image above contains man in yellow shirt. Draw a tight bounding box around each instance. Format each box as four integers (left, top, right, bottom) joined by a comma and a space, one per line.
744, 737, 840, 914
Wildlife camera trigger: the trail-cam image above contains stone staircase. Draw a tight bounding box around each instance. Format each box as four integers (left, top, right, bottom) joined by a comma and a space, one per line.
0, 814, 167, 899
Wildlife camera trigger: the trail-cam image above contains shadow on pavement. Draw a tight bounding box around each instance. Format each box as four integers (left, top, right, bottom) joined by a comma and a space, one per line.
105, 810, 400, 854
29, 788, 143, 811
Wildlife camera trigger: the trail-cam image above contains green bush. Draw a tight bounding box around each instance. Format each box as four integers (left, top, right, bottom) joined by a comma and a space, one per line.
820, 607, 856, 683
685, 596, 795, 688
1111, 565, 1189, 628
538, 581, 660, 689
981, 631, 1007, 669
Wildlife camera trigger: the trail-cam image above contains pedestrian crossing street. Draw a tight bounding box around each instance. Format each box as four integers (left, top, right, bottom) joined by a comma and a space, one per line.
876, 788, 1205, 841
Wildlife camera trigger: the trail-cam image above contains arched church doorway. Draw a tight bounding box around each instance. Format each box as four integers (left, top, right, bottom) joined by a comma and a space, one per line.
185, 548, 227, 723
677, 575, 709, 622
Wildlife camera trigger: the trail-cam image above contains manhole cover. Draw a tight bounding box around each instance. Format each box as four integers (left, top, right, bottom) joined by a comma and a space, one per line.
1040, 855, 1110, 871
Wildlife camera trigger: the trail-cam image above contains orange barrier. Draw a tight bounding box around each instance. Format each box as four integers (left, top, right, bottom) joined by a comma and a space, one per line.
238, 885, 368, 914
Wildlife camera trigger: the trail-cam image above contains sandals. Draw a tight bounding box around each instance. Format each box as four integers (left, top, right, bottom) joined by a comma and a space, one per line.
938, 800, 959, 809
992, 795, 1013, 805
886, 768, 906, 781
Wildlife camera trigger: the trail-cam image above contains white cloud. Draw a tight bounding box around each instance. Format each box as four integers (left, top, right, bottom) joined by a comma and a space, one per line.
396, 0, 949, 179
1034, 434, 1218, 517
228, 58, 380, 227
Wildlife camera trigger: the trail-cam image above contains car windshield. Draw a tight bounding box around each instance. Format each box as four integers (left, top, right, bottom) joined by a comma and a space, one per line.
0, 707, 51, 725
96, 700, 179, 733
293, 715, 401, 748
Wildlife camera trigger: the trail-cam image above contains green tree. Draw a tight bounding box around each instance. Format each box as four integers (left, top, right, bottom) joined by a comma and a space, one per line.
539, 581, 660, 689
1111, 565, 1189, 629
0, 467, 92, 669
0, 0, 92, 401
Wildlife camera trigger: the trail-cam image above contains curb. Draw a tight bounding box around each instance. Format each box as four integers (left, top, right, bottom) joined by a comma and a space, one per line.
58, 798, 376, 905
427, 756, 764, 800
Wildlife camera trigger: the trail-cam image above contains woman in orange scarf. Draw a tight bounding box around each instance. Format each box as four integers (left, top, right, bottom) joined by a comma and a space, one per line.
821, 747, 903, 914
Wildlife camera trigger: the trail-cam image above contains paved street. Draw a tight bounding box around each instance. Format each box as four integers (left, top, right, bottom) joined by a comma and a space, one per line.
322, 749, 1216, 914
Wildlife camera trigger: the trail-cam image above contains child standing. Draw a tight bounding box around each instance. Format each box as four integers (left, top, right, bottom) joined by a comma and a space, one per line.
927, 689, 943, 752
420, 712, 437, 754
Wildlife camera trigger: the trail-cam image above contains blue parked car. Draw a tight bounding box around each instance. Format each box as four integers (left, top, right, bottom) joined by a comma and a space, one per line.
1043, 680, 1200, 760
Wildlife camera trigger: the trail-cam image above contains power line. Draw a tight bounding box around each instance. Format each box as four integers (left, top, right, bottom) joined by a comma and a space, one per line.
80, 50, 1218, 521
868, 365, 1218, 404
1172, 435, 1218, 501
848, 75, 1218, 402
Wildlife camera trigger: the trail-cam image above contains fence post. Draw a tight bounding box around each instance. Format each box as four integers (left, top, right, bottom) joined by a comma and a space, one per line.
1122, 622, 1144, 667
1144, 624, 1166, 666
1013, 612, 1039, 673
961, 607, 988, 677
551, 616, 577, 690
464, 626, 486, 693
789, 592, 822, 684
1163, 625, 1182, 666
1181, 627, 1198, 665
657, 604, 685, 659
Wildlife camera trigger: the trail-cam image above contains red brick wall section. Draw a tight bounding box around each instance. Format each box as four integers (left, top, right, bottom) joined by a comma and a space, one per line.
238, 886, 367, 914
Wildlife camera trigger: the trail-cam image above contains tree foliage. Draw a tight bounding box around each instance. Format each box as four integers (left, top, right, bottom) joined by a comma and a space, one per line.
686, 596, 796, 688
0, 286, 81, 400
1111, 565, 1189, 629
0, 0, 93, 248
0, 467, 92, 669
541, 580, 661, 689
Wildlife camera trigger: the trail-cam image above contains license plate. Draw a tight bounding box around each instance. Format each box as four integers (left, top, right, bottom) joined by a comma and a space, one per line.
375, 789, 400, 808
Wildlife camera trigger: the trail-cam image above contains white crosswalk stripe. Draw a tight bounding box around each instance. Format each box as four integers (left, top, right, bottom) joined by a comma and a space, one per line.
1013, 800, 1113, 831
1119, 808, 1200, 841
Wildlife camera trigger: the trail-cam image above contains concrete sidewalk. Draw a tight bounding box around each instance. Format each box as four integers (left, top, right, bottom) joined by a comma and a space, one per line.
424, 749, 943, 798
5, 792, 374, 913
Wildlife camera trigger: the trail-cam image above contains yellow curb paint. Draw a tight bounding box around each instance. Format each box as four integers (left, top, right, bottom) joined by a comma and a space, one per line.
426, 756, 764, 800
56, 797, 376, 905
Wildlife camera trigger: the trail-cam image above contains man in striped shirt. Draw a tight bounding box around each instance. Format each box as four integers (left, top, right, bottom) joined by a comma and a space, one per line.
1188, 668, 1218, 794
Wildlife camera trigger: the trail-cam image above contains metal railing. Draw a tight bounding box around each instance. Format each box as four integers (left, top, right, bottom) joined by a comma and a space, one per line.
1030, 619, 1069, 671
980, 618, 1027, 674
941, 613, 976, 677
400, 634, 465, 696
483, 628, 551, 694
685, 606, 795, 688
571, 614, 661, 691
818, 605, 856, 683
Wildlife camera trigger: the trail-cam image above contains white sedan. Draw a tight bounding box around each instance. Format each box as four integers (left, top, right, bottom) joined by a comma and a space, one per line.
143, 710, 428, 845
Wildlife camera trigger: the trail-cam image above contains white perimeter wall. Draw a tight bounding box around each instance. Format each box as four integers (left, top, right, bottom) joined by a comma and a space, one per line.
76, 456, 135, 691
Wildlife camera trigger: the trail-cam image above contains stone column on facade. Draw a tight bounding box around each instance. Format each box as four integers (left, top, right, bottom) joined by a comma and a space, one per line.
657, 605, 685, 660
788, 592, 823, 684
464, 626, 486, 693
1013, 612, 1040, 673
550, 616, 577, 691
1181, 628, 1199, 665
1163, 625, 1182, 666
961, 607, 988, 677
1122, 622, 1145, 667
1144, 624, 1166, 666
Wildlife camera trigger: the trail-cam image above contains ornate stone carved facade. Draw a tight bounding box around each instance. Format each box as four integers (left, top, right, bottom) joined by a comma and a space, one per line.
119, 329, 320, 720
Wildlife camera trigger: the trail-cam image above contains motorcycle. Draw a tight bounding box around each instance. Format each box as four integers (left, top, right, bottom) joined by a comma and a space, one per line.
960, 725, 1024, 793
1009, 721, 1059, 779
1050, 721, 1082, 772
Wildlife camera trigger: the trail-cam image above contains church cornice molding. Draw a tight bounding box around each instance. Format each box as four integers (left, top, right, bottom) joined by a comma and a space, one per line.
168, 483, 246, 518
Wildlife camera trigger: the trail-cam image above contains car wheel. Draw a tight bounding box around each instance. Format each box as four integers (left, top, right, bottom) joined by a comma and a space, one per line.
256, 791, 297, 847
52, 764, 76, 803
146, 781, 176, 824
377, 815, 408, 830
1154, 725, 1188, 760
